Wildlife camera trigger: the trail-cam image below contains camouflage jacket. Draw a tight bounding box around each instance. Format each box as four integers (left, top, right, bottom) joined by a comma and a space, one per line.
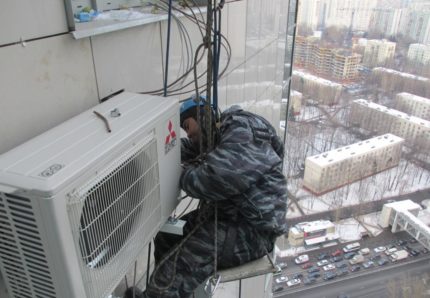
180, 106, 288, 236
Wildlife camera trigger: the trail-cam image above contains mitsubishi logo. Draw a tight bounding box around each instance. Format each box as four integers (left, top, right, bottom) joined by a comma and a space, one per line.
165, 120, 177, 154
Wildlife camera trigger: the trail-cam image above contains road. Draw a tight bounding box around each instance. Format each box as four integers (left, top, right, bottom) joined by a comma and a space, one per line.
275, 257, 430, 298
273, 230, 430, 297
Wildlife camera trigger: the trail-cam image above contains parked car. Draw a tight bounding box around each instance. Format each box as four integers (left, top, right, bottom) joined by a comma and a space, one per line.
301, 262, 313, 269
308, 272, 321, 279
275, 276, 288, 284
331, 249, 343, 257
323, 264, 336, 271
378, 258, 388, 266
317, 253, 329, 260
421, 247, 429, 254
370, 254, 382, 261
287, 278, 301, 287
338, 268, 349, 276
307, 266, 320, 273
343, 242, 360, 253
385, 247, 398, 255
349, 254, 364, 265
303, 277, 317, 285
295, 254, 309, 264
323, 271, 337, 280
360, 248, 370, 255
409, 249, 420, 257
408, 238, 417, 244
317, 259, 329, 267
292, 273, 303, 280
350, 265, 361, 272
373, 246, 386, 253
386, 244, 396, 249
362, 261, 374, 269
336, 262, 348, 269
396, 239, 407, 246
344, 252, 356, 259
330, 256, 343, 263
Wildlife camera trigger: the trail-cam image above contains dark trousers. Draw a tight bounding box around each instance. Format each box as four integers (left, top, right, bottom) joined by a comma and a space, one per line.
145, 210, 273, 298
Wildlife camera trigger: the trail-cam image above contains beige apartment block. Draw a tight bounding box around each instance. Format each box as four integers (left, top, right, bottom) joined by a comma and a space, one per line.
292, 70, 342, 105
372, 67, 430, 98
395, 92, 430, 121
331, 50, 362, 82
303, 134, 404, 195
350, 99, 430, 151
293, 36, 361, 82
363, 39, 396, 68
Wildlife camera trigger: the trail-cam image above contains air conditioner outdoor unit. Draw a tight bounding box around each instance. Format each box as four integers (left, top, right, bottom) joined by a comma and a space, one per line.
0, 92, 181, 298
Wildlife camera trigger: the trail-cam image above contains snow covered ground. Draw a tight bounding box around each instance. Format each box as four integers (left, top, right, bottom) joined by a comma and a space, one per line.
286, 159, 430, 218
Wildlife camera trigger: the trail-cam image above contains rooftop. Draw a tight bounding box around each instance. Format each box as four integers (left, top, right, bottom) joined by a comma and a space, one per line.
354, 99, 430, 128
293, 70, 342, 88
308, 133, 404, 166
373, 67, 429, 82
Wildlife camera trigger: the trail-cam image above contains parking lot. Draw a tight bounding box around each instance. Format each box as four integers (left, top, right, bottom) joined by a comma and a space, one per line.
272, 230, 429, 294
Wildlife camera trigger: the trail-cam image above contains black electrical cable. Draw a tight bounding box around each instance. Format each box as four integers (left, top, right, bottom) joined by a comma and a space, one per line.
139, 1, 232, 97
163, 0, 174, 97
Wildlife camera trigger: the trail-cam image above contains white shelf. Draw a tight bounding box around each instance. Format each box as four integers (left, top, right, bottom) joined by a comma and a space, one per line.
72, 7, 207, 39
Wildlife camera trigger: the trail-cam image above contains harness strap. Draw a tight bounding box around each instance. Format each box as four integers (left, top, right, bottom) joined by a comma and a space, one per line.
220, 224, 238, 265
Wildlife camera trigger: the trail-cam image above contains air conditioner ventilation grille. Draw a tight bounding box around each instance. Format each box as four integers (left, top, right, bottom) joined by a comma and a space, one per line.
0, 193, 56, 298
67, 136, 161, 298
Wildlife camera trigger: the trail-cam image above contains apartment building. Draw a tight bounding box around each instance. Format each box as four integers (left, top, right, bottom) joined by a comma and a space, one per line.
399, 4, 430, 44
369, 8, 403, 38
293, 36, 361, 82
407, 43, 430, 65
350, 99, 430, 150
395, 92, 430, 121
372, 67, 430, 98
292, 70, 342, 105
294, 35, 319, 67
363, 39, 396, 68
303, 133, 404, 195
321, 0, 377, 31
331, 49, 362, 82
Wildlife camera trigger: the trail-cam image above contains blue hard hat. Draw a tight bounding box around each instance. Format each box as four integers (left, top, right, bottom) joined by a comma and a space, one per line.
180, 95, 207, 128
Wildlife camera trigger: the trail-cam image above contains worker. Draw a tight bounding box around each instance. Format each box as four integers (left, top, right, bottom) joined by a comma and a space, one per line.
124, 97, 288, 298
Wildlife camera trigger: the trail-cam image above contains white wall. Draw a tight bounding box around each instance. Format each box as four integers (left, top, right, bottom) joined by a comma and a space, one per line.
0, 0, 288, 155
0, 1, 290, 297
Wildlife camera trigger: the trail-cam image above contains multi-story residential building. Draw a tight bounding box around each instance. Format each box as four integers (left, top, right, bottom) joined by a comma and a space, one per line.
363, 39, 396, 68
372, 67, 430, 98
297, 0, 320, 31
369, 8, 403, 38
303, 133, 404, 195
395, 92, 430, 121
350, 99, 430, 150
294, 35, 321, 68
293, 36, 361, 83
399, 4, 430, 44
292, 70, 342, 105
321, 0, 378, 31
407, 43, 430, 66
331, 49, 362, 82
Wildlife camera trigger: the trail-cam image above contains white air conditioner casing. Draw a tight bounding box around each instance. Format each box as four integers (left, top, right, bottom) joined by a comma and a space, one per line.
0, 92, 181, 298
